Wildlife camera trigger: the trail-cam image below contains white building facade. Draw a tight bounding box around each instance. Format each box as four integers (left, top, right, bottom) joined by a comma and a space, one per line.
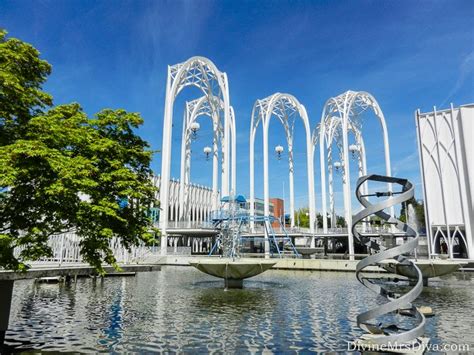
416, 104, 474, 259
153, 175, 215, 225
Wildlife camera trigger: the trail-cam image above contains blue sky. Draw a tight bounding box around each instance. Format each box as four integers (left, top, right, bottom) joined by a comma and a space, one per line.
1, 0, 473, 215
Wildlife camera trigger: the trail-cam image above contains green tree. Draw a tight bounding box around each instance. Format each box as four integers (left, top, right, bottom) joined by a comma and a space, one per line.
316, 213, 324, 228
335, 215, 346, 227
0, 30, 157, 272
293, 210, 332, 229
294, 207, 310, 228
0, 30, 52, 146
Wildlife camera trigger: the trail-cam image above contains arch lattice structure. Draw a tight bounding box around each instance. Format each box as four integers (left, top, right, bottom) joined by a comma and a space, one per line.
316, 90, 393, 259
178, 96, 236, 221
313, 118, 368, 230
250, 93, 316, 254
159, 56, 233, 254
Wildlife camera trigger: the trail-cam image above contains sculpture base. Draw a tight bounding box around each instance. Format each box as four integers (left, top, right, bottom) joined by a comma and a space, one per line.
350, 334, 429, 354
189, 258, 276, 289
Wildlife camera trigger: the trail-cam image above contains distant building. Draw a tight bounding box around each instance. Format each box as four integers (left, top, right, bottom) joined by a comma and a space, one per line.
270, 198, 284, 227
152, 175, 214, 223
246, 198, 274, 216
416, 104, 473, 259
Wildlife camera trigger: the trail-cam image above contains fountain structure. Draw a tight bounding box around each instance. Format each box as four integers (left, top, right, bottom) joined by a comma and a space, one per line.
189, 195, 281, 288
378, 203, 462, 282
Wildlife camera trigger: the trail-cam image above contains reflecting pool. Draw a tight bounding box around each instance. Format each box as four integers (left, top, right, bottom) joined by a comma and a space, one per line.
5, 267, 474, 353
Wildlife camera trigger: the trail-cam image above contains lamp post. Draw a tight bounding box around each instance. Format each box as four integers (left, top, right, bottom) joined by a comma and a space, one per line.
349, 144, 360, 159
190, 122, 200, 140
203, 146, 212, 161
275, 145, 284, 160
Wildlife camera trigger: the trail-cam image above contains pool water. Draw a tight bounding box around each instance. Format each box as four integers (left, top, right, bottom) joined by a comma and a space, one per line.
4, 266, 474, 353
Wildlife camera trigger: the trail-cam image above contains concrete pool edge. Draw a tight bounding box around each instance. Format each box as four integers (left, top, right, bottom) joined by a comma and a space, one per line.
150, 256, 472, 274
151, 255, 386, 273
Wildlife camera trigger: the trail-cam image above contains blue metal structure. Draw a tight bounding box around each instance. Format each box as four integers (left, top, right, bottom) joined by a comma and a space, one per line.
209, 210, 300, 258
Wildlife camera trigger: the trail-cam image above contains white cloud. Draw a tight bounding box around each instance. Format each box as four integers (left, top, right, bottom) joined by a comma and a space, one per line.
441, 51, 474, 107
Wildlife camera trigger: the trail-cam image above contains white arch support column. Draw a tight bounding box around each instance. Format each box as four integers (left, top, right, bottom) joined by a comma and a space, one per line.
318, 122, 328, 232
328, 145, 335, 228
212, 118, 220, 210
230, 107, 237, 194
288, 137, 295, 228
249, 103, 258, 232
341, 96, 354, 259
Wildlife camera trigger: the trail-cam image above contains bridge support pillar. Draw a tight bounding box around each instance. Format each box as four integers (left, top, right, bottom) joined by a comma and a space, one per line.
0, 280, 14, 348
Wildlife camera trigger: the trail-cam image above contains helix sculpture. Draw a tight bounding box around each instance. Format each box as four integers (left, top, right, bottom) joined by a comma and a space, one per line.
351, 174, 427, 350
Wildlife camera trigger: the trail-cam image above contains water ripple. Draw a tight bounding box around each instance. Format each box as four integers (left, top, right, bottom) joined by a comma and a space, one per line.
4, 267, 474, 352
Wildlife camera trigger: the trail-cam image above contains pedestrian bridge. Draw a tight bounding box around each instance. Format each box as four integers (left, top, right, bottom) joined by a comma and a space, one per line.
162, 219, 410, 255
164, 220, 405, 238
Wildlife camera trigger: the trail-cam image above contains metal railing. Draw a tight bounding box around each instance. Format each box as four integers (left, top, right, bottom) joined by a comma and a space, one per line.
166, 246, 192, 256
165, 221, 216, 229
13, 232, 155, 266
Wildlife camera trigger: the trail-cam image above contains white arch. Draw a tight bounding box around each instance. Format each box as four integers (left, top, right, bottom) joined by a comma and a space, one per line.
178, 96, 227, 220
314, 118, 368, 229
250, 93, 316, 255
178, 96, 236, 221
159, 57, 232, 254
315, 90, 392, 259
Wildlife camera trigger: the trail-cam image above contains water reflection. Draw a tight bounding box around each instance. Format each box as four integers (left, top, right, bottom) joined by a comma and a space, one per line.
98, 278, 125, 351
5, 267, 474, 352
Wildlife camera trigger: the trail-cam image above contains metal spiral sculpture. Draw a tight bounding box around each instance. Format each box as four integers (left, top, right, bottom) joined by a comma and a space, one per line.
351, 174, 426, 346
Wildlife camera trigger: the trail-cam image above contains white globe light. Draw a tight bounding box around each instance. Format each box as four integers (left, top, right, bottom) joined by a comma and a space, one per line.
333, 161, 342, 168
203, 146, 212, 154
190, 122, 200, 132
275, 145, 284, 153
349, 144, 359, 152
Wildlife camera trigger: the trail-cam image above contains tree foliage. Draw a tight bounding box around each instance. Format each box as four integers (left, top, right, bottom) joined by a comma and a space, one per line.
0, 30, 157, 272
0, 30, 52, 146
293, 208, 329, 229
295, 208, 309, 228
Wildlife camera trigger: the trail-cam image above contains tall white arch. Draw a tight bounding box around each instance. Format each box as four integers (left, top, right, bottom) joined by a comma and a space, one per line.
159, 57, 232, 254
316, 90, 392, 259
250, 93, 316, 255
